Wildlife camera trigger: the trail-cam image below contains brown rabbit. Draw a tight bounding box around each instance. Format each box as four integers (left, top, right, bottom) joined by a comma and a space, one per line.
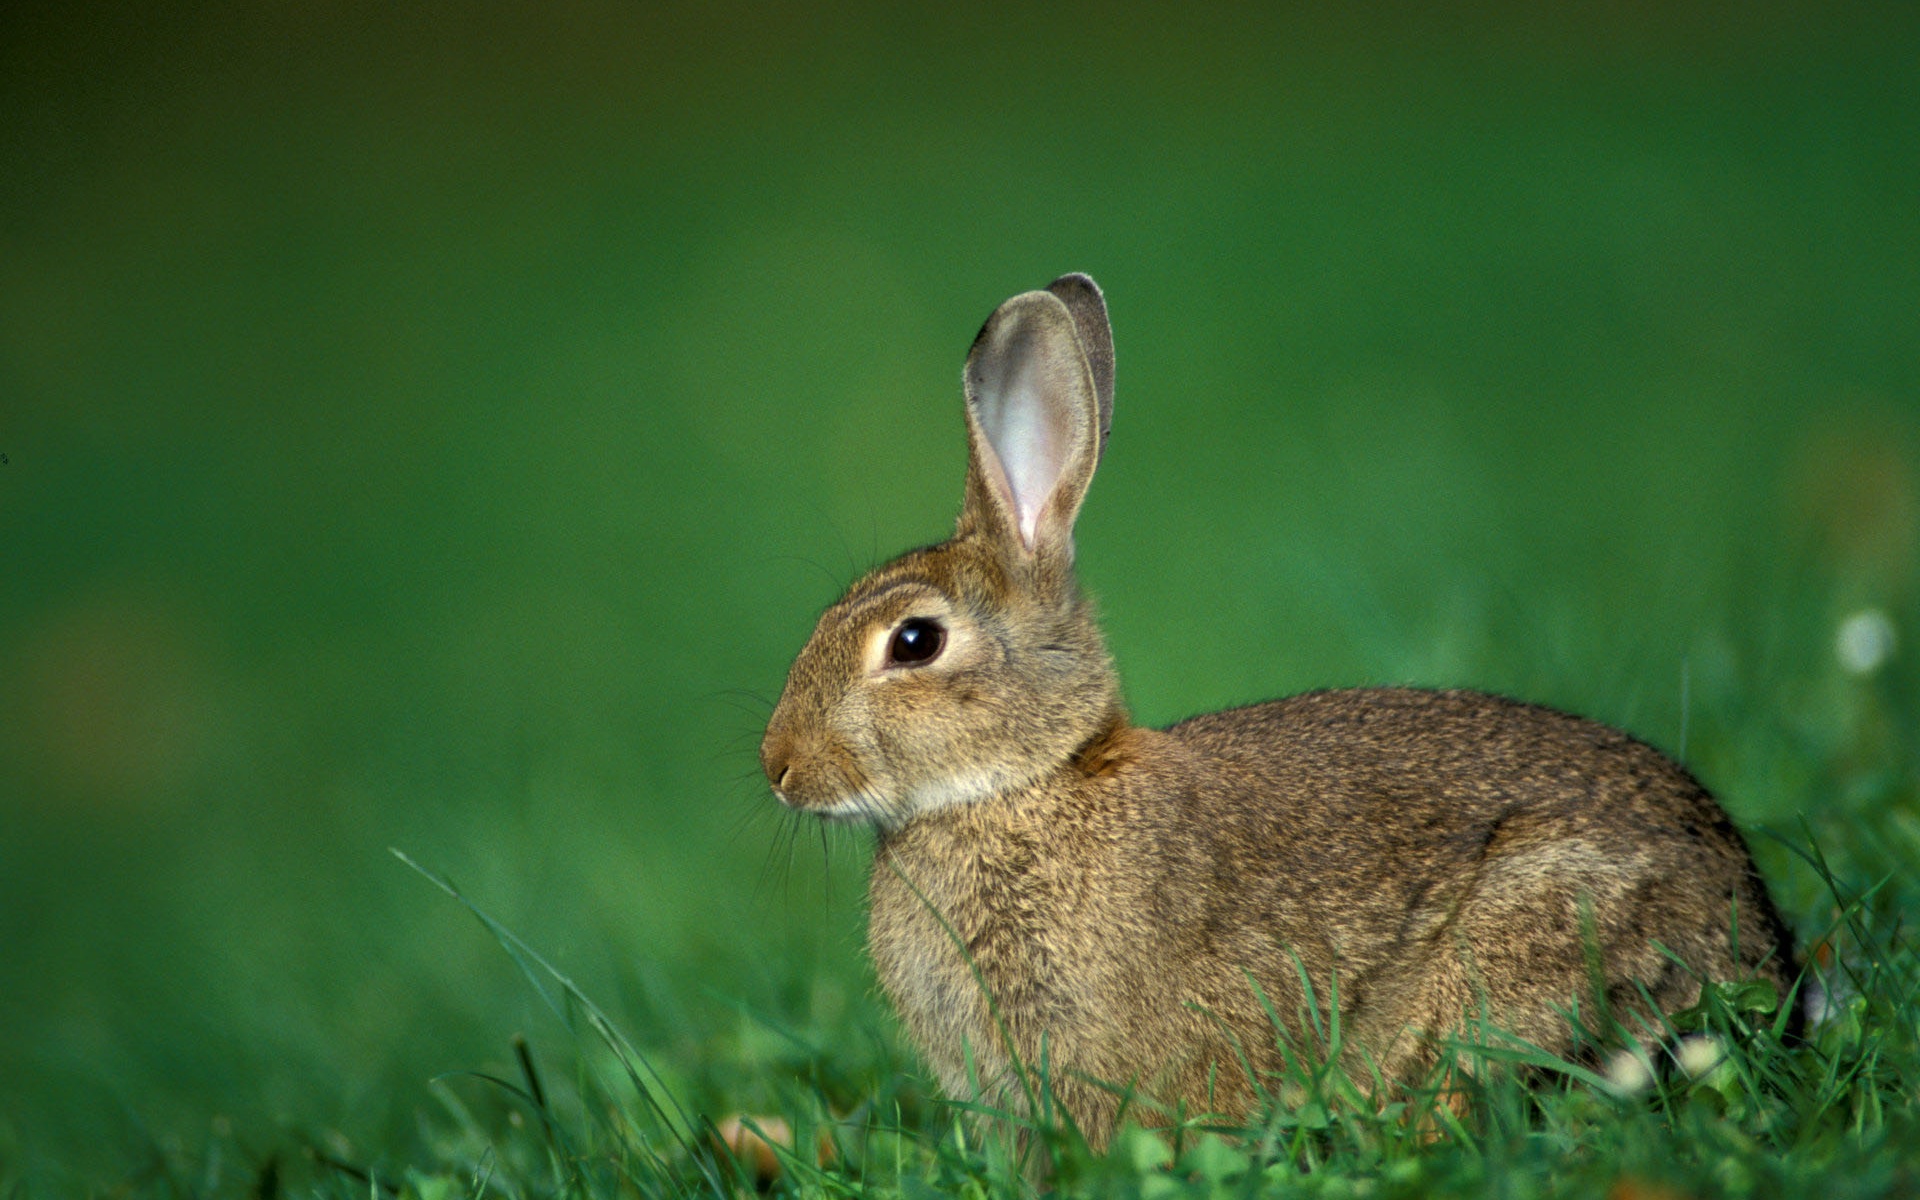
759, 274, 1793, 1144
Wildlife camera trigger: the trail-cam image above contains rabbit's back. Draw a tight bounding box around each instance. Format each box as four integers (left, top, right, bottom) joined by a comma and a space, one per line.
1169, 687, 1772, 890
1168, 685, 1766, 910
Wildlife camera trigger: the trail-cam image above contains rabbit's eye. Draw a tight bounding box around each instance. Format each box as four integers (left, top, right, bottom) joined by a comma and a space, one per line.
887, 618, 946, 667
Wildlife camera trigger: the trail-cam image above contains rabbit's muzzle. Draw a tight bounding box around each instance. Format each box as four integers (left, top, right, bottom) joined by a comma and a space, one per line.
759, 727, 796, 798
759, 715, 866, 817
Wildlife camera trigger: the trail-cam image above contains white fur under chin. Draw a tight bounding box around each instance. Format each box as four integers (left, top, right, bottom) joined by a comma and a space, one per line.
902, 769, 1005, 817
807, 769, 1007, 828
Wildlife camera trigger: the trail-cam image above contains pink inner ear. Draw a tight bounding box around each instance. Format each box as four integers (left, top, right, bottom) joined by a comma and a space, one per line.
966, 290, 1100, 552
977, 353, 1067, 549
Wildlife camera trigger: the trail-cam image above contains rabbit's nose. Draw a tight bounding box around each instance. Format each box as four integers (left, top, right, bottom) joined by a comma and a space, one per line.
760, 729, 795, 793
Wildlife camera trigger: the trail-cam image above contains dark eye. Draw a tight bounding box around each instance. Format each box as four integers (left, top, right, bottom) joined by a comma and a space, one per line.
887, 617, 946, 667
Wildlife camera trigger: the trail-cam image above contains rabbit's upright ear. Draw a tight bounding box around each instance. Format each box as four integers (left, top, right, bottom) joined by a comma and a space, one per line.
960, 283, 1106, 561
1046, 273, 1114, 459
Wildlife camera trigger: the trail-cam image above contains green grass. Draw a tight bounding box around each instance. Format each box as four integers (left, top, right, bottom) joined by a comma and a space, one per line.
56, 816, 1920, 1199
4, 1, 1919, 1196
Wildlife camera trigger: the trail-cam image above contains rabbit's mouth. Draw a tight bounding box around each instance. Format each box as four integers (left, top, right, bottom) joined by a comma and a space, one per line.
777, 767, 1007, 828
792, 793, 890, 824
767, 755, 896, 824
776, 783, 896, 826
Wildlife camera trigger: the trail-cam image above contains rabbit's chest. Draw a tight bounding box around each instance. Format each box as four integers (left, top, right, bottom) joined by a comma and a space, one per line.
867, 830, 1129, 1095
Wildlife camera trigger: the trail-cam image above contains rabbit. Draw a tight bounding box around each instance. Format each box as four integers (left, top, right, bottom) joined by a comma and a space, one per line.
758, 273, 1795, 1145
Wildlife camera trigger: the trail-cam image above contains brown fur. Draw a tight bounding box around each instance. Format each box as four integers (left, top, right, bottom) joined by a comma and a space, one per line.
760, 276, 1793, 1146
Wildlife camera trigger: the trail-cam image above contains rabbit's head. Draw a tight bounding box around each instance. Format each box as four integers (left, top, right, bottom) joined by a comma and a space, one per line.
761, 275, 1123, 827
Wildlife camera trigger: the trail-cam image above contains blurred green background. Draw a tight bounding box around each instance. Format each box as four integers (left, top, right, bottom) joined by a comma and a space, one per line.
3, 0, 1916, 1183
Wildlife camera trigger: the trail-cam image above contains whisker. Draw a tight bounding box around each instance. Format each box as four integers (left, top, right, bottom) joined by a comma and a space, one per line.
719, 728, 769, 752
752, 808, 805, 904
706, 685, 776, 708
771, 551, 854, 601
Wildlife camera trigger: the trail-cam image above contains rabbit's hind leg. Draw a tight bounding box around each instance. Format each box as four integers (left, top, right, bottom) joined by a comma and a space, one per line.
1352, 855, 1650, 1103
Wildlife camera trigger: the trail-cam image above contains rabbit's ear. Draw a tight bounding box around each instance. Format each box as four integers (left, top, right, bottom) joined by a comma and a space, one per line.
960, 286, 1104, 558
1045, 273, 1114, 459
